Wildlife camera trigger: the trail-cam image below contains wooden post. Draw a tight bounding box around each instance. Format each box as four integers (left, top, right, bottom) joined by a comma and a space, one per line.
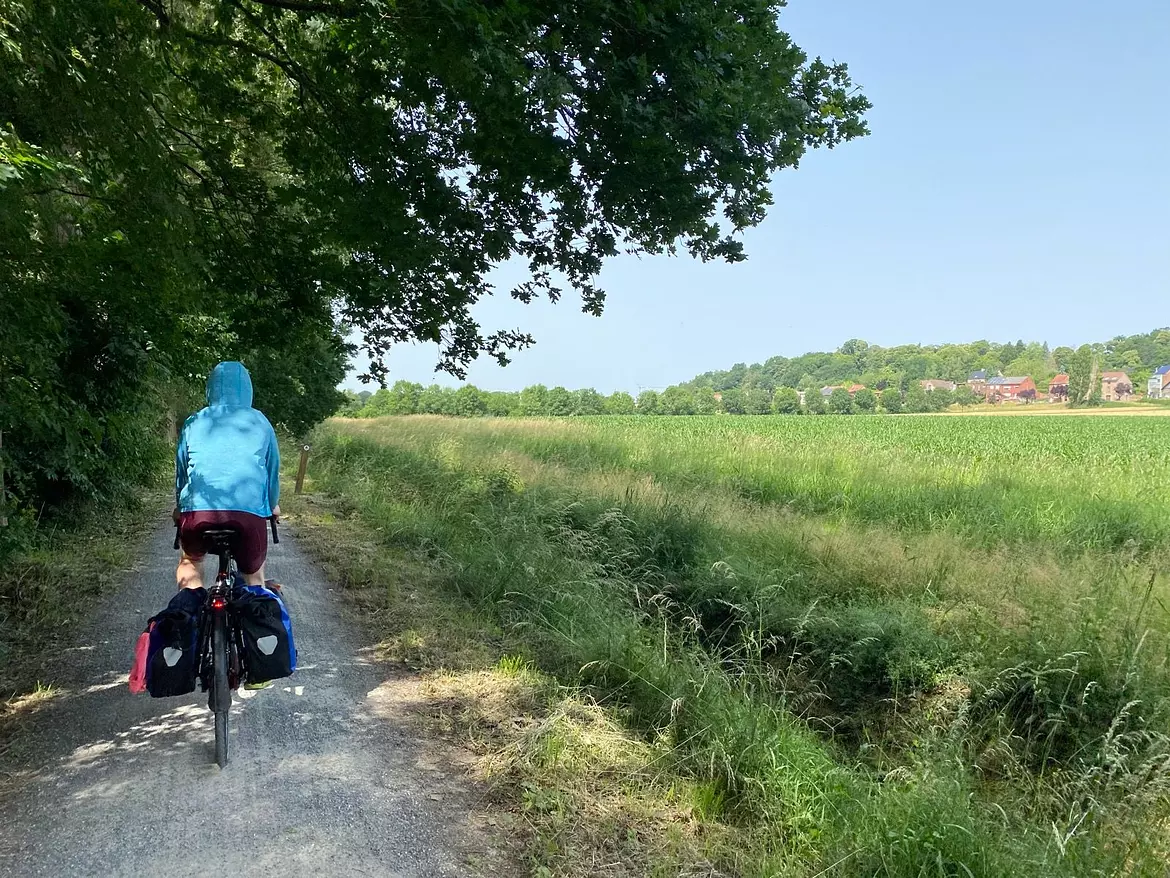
0, 430, 7, 527
294, 443, 310, 495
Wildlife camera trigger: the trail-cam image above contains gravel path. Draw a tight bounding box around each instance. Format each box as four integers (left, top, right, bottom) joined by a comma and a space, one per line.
0, 522, 496, 877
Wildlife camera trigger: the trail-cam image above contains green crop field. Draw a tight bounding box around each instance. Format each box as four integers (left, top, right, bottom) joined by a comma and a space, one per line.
304, 414, 1170, 876
397, 414, 1170, 551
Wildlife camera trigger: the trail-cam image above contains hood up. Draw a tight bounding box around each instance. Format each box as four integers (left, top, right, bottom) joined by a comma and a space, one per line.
206, 361, 254, 407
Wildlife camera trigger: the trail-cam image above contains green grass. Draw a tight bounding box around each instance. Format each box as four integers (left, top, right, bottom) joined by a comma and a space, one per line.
0, 488, 163, 700
304, 415, 1170, 876
366, 414, 1170, 552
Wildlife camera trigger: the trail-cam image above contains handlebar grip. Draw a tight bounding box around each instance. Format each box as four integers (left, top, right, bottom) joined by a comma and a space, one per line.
270, 517, 280, 545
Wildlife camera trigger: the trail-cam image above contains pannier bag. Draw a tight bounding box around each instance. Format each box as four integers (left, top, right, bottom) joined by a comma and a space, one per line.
128, 629, 150, 694
235, 584, 296, 684
138, 587, 205, 697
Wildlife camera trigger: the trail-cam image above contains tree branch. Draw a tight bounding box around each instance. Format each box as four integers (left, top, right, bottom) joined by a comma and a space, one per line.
173, 24, 329, 113
136, 0, 171, 27
246, 0, 362, 17
28, 186, 116, 203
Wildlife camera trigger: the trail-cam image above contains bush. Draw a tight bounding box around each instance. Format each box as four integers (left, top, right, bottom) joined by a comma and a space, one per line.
881, 387, 904, 413
827, 388, 853, 414
772, 387, 801, 414
853, 387, 877, 413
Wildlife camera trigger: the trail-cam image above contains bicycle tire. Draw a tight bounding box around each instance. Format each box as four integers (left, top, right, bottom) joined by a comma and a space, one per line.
212, 612, 231, 767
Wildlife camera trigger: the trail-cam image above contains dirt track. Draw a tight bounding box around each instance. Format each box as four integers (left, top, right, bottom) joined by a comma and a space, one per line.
0, 523, 497, 877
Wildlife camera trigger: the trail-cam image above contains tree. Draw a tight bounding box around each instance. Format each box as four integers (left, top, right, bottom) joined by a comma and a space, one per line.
358, 388, 394, 417
827, 388, 854, 414
805, 392, 828, 415
719, 388, 745, 415
954, 386, 980, 407
660, 386, 697, 416
1018, 388, 1036, 404
418, 384, 454, 415
546, 387, 575, 416
0, 1, 868, 521
693, 390, 720, 415
926, 388, 954, 412
573, 388, 606, 416
880, 388, 904, 414
451, 385, 488, 417
605, 392, 637, 415
519, 385, 550, 417
999, 340, 1026, 369
636, 390, 660, 415
337, 391, 364, 417
484, 391, 519, 417
1052, 346, 1076, 373
366, 380, 424, 415
1067, 345, 1095, 405
853, 388, 877, 413
904, 386, 931, 414
838, 339, 871, 373
772, 387, 801, 414
742, 386, 773, 415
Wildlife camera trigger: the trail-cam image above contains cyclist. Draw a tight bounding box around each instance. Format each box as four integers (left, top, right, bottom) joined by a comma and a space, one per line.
173, 361, 281, 593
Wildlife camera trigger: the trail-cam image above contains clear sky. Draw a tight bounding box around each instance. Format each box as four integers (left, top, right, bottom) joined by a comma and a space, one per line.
344, 0, 1170, 394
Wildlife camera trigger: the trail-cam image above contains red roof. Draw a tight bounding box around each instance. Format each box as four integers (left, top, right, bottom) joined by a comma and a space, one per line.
1051, 374, 1069, 384
1101, 371, 1129, 381
848, 383, 866, 393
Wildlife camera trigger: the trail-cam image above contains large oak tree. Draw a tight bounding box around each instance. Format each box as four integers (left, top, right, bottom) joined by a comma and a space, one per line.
1, 0, 867, 510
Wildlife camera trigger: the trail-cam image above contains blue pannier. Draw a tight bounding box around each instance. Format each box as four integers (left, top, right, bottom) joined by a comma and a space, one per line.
235, 585, 296, 683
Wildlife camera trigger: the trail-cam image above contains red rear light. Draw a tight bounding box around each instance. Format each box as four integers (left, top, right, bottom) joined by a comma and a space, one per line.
211, 596, 228, 610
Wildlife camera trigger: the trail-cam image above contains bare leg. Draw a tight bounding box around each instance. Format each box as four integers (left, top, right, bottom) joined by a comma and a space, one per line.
176, 553, 205, 590
242, 566, 266, 586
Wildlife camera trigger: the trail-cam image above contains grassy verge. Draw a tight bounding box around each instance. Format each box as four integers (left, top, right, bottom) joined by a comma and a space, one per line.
296, 416, 1170, 876
286, 489, 737, 876
0, 489, 165, 705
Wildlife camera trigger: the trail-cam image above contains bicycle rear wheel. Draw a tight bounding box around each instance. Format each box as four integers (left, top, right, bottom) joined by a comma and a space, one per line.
212, 611, 231, 767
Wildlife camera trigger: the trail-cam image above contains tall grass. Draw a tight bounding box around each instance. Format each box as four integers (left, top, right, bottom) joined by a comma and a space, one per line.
380, 415, 1170, 553
310, 415, 1170, 875
0, 488, 162, 694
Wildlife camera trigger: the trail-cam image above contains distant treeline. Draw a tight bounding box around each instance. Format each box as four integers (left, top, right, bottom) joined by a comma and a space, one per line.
685, 329, 1170, 395
342, 380, 971, 418
340, 328, 1170, 418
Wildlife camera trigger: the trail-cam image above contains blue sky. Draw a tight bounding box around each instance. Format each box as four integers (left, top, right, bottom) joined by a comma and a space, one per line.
344, 0, 1170, 394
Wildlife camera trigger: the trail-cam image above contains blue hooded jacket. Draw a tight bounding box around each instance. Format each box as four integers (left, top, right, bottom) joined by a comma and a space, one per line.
176, 362, 280, 517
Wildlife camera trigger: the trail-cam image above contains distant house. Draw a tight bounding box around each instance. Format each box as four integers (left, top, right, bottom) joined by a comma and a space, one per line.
1148, 365, 1170, 400
820, 384, 864, 399
1049, 374, 1069, 402
968, 371, 989, 397
1100, 371, 1133, 401
986, 376, 1036, 402
920, 379, 956, 393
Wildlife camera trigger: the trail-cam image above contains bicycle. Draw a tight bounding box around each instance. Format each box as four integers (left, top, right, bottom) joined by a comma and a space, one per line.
173, 517, 279, 767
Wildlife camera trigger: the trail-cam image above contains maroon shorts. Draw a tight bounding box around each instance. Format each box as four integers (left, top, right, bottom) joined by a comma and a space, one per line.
179, 510, 269, 575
